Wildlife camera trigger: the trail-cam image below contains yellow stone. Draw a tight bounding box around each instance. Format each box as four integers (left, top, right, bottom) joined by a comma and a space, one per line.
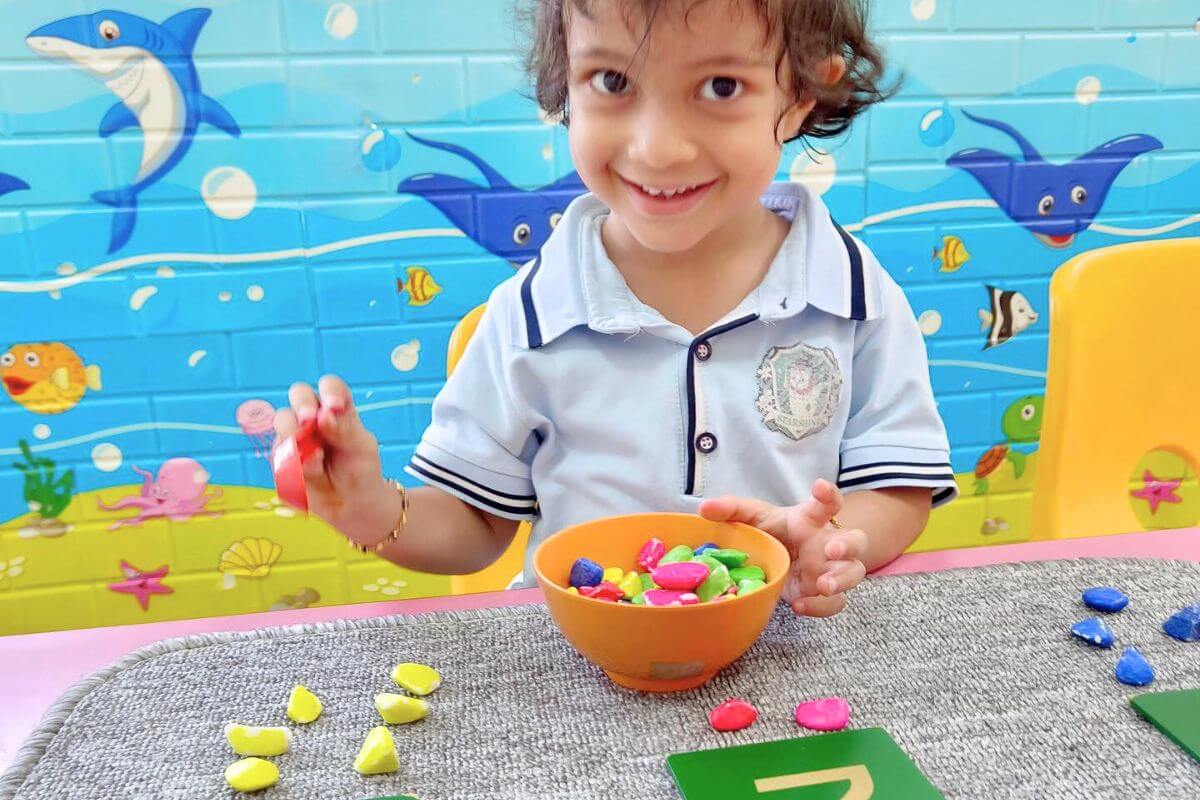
286, 684, 323, 724
224, 724, 292, 757
602, 566, 625, 584
375, 693, 430, 725
567, 586, 579, 595
390, 662, 442, 696
224, 757, 279, 793
353, 726, 400, 775
617, 571, 642, 600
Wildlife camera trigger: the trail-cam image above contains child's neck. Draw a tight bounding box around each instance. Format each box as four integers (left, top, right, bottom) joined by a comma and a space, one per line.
601, 203, 789, 336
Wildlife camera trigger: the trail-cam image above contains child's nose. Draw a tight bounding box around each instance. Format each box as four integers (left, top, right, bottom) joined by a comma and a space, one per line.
628, 107, 698, 169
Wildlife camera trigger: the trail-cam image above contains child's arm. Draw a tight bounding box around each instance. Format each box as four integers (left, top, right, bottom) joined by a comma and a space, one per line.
276, 376, 520, 576
837, 485, 930, 572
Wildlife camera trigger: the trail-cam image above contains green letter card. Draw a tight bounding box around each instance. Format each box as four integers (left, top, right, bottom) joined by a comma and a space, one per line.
667, 728, 943, 799
1131, 688, 1200, 764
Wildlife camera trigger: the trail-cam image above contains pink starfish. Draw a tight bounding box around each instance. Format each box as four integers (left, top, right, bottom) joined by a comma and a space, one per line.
1129, 469, 1183, 515
107, 561, 174, 610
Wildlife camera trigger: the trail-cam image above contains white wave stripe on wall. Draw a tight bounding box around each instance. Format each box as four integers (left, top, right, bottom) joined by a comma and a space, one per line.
0, 398, 437, 456
0, 229, 467, 294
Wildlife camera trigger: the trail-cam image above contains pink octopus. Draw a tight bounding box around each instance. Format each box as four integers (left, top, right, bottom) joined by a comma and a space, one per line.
98, 457, 223, 530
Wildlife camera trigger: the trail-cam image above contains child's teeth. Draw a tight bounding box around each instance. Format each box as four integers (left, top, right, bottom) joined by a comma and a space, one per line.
638, 183, 701, 198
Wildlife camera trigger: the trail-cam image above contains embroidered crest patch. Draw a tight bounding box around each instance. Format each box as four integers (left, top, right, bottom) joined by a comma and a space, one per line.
755, 342, 842, 441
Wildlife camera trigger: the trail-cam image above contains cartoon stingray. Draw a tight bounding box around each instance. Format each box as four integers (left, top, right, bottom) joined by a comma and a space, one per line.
947, 111, 1161, 249
0, 174, 29, 198
26, 9, 241, 253
397, 132, 583, 266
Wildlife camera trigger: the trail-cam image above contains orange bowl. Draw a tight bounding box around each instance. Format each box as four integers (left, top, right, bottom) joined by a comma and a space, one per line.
532, 513, 790, 692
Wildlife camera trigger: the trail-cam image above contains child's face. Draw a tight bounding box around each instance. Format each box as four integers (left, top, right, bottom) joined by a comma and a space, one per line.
564, 0, 817, 256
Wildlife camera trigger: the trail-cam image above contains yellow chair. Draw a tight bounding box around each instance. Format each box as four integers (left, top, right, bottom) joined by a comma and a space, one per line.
445, 303, 533, 594
1030, 238, 1200, 539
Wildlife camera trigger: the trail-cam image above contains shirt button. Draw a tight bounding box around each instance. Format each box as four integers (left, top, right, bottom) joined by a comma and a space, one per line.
694, 341, 712, 362
695, 432, 718, 454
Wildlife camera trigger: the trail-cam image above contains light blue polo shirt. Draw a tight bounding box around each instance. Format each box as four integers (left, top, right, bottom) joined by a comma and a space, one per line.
405, 181, 957, 587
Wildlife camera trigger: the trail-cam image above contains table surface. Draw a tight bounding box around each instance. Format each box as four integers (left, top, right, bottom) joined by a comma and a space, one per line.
2, 527, 1198, 774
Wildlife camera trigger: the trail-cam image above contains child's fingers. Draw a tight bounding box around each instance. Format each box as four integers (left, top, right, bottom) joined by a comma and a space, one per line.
697, 495, 780, 530
793, 479, 844, 533
274, 407, 298, 439
823, 528, 868, 561
317, 374, 356, 416
791, 593, 846, 618
817, 559, 866, 596
288, 382, 320, 420
811, 478, 842, 506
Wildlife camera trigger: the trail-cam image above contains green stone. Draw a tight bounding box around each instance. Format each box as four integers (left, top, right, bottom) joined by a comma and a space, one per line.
696, 563, 732, 602
659, 545, 695, 565
729, 565, 765, 582
736, 578, 766, 596
707, 548, 748, 568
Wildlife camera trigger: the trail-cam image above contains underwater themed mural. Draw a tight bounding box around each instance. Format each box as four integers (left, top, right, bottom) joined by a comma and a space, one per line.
1, 1, 1198, 634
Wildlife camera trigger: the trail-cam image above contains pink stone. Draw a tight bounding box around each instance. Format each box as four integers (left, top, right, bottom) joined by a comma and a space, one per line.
794, 697, 850, 731
579, 581, 623, 602
709, 698, 758, 732
651, 561, 711, 591
644, 589, 699, 607
637, 538, 667, 572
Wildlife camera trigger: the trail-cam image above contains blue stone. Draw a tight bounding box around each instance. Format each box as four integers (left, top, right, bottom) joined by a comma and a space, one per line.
1082, 587, 1129, 613
1115, 646, 1155, 687
694, 542, 719, 556
1163, 604, 1200, 642
1070, 618, 1114, 648
568, 557, 603, 589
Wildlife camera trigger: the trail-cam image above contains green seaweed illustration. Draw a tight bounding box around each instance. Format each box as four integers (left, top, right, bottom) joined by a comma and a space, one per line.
14, 439, 74, 520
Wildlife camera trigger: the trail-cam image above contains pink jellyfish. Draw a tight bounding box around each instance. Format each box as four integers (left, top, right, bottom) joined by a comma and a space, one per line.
236, 399, 276, 458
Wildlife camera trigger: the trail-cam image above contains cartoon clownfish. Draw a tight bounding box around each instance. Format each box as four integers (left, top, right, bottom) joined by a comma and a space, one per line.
1, 342, 102, 414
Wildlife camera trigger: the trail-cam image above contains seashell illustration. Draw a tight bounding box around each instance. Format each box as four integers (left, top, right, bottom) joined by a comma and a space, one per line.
218, 537, 283, 578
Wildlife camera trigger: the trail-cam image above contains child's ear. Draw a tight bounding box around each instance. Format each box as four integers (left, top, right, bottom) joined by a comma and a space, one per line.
778, 54, 847, 140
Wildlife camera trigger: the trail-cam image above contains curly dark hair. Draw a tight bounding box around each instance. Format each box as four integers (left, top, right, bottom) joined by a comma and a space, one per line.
520, 0, 898, 144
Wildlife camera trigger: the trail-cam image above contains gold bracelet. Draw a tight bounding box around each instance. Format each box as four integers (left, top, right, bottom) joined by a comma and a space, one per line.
829, 515, 844, 530
351, 479, 408, 554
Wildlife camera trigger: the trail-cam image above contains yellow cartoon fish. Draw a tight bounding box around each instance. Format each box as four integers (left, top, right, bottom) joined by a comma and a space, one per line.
933, 235, 971, 273
397, 267, 443, 307
0, 342, 101, 414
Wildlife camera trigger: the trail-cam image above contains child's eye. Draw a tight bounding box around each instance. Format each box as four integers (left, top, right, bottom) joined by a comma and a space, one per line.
589, 70, 630, 95
700, 76, 743, 101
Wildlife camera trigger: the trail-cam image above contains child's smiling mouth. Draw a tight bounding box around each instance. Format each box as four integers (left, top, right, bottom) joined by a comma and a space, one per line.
619, 174, 718, 216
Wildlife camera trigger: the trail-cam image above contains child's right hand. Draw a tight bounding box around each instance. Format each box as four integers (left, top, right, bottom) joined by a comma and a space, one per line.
274, 375, 401, 546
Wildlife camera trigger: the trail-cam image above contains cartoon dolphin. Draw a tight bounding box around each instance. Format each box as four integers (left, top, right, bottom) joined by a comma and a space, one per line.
27, 9, 241, 253
397, 132, 583, 265
947, 110, 1161, 249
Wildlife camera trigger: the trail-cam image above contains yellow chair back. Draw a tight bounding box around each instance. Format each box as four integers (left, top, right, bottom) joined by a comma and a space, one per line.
444, 303, 533, 592
1030, 238, 1200, 538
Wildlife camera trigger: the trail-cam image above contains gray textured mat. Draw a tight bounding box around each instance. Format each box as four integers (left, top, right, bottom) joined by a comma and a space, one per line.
2, 558, 1198, 799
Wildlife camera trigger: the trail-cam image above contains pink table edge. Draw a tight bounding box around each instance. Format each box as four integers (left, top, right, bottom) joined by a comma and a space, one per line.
2, 526, 1198, 770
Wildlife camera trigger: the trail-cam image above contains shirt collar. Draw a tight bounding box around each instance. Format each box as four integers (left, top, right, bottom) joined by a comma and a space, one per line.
519, 181, 884, 348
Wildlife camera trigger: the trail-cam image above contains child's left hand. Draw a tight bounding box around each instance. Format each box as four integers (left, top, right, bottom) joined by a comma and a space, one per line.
698, 479, 867, 617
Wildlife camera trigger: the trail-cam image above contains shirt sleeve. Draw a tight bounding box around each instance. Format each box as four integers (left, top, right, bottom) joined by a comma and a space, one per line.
837, 265, 959, 508
404, 292, 539, 520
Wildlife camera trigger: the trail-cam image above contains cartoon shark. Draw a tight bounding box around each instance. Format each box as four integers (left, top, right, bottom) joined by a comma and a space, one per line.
397, 132, 584, 265
27, 9, 241, 254
947, 110, 1161, 249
